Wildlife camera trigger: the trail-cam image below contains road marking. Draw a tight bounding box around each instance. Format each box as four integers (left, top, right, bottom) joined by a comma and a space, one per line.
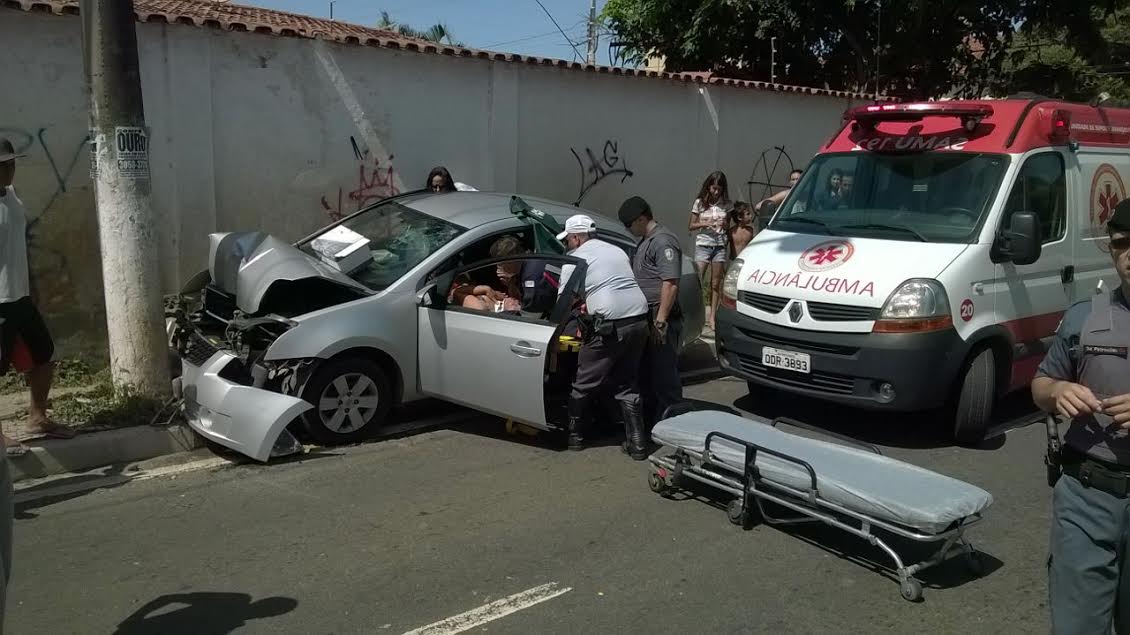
402, 582, 572, 635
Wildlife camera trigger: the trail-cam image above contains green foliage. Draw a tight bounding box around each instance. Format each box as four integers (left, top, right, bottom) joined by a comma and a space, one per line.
51, 381, 172, 430
602, 0, 1130, 101
377, 11, 464, 47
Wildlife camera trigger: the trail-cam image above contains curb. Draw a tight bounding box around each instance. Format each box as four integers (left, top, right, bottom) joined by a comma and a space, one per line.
7, 424, 203, 483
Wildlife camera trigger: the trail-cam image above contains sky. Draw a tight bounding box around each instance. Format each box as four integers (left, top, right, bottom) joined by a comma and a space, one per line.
252, 0, 624, 66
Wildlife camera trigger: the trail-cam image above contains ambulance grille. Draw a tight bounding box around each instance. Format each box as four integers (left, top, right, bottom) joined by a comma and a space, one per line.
738, 291, 788, 314
806, 301, 881, 322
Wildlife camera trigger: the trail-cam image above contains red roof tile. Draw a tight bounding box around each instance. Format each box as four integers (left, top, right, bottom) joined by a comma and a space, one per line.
3, 0, 890, 101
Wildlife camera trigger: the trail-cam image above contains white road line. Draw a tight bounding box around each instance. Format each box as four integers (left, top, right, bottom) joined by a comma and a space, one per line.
402, 582, 572, 635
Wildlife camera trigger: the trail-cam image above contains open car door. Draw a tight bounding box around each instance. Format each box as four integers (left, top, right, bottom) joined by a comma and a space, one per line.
417, 253, 585, 429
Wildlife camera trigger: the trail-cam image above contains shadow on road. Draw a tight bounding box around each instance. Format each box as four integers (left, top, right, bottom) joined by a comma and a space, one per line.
114, 592, 297, 634
730, 386, 1041, 452
14, 466, 132, 520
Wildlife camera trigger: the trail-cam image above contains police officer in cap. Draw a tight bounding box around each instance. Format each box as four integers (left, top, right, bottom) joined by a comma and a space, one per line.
619, 196, 684, 427
557, 214, 651, 459
1034, 198, 1130, 633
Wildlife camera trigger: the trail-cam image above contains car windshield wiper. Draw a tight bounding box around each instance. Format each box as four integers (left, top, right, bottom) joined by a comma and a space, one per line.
774, 217, 830, 233
839, 223, 928, 242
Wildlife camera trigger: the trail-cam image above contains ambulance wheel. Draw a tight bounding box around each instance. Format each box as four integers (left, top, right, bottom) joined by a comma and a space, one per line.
952, 347, 995, 445
900, 578, 923, 602
648, 472, 670, 495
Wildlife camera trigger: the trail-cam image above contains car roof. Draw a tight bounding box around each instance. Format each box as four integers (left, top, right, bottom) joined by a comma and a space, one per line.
399, 190, 634, 241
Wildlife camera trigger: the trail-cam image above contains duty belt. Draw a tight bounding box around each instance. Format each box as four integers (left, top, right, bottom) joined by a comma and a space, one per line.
1061, 448, 1130, 498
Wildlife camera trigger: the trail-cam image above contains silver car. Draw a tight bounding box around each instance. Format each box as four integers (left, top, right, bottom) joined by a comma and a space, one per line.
166, 191, 705, 461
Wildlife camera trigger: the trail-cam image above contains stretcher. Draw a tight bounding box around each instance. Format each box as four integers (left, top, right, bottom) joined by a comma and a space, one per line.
647, 407, 993, 602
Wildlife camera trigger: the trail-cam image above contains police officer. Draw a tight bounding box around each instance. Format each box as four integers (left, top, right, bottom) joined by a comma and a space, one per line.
557, 214, 651, 459
1033, 199, 1130, 633
619, 196, 683, 427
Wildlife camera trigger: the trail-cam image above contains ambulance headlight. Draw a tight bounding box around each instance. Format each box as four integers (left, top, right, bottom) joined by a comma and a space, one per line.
722, 258, 744, 303
880, 279, 950, 319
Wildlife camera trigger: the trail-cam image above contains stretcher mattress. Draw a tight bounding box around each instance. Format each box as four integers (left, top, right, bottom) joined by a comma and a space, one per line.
652, 412, 993, 534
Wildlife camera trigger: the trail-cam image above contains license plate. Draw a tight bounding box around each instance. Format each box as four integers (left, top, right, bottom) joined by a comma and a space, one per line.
761, 347, 811, 374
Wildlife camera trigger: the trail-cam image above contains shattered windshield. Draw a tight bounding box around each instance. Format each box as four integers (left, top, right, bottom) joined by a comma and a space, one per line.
769, 151, 1010, 243
300, 201, 465, 290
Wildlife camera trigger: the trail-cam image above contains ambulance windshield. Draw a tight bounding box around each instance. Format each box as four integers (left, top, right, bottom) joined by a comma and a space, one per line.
769, 152, 1010, 243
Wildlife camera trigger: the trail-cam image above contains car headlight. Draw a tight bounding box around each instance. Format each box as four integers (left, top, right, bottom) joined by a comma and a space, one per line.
723, 258, 744, 301
874, 279, 953, 333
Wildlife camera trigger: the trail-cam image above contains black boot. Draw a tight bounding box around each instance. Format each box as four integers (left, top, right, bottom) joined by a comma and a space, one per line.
620, 401, 649, 461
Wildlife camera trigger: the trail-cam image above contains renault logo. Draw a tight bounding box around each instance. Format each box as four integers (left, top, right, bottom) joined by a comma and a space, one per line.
788, 301, 804, 323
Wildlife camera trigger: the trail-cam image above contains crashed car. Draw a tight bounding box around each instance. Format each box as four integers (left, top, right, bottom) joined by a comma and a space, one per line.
166, 191, 706, 461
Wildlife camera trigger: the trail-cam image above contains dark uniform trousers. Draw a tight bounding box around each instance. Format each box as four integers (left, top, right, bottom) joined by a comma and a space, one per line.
640, 310, 683, 426
1051, 291, 1130, 634
571, 315, 649, 417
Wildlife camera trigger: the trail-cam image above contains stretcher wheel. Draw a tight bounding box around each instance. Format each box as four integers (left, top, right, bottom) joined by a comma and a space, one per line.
648, 472, 669, 495
726, 499, 749, 527
899, 578, 923, 602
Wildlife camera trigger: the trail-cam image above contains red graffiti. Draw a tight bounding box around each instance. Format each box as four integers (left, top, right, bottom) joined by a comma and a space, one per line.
321, 141, 400, 221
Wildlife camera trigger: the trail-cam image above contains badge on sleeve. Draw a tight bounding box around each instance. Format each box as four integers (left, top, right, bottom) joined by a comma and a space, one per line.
1084, 345, 1129, 358
664, 248, 674, 261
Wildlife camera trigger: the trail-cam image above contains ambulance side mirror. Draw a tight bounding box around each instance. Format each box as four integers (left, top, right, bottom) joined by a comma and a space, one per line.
994, 211, 1042, 266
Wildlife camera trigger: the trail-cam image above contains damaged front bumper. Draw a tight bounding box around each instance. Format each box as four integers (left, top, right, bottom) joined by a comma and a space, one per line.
180, 350, 312, 462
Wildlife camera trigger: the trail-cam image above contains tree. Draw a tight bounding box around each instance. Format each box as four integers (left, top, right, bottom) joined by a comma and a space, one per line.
601, 0, 1124, 100
993, 5, 1130, 102
377, 11, 463, 47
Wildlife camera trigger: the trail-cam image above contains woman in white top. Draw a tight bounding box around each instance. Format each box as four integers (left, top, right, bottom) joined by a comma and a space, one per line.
688, 171, 731, 330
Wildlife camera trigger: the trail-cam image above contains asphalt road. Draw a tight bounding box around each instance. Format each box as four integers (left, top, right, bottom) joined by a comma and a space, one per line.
7, 376, 1053, 634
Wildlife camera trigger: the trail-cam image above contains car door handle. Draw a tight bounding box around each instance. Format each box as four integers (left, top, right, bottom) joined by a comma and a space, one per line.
510, 342, 542, 357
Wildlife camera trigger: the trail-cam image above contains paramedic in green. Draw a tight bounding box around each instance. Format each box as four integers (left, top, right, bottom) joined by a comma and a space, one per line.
1034, 198, 1130, 633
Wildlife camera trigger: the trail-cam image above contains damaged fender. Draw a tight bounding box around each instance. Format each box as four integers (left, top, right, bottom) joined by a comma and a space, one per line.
181, 351, 313, 462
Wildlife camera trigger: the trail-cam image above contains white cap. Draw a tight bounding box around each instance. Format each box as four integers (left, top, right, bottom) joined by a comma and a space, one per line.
556, 214, 596, 240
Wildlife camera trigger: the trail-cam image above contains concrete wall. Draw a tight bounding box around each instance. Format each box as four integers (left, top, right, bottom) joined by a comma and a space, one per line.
0, 9, 858, 355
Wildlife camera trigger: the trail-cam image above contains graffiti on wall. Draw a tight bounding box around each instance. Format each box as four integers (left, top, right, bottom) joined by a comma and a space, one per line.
320, 136, 401, 221
571, 139, 633, 206
746, 145, 795, 205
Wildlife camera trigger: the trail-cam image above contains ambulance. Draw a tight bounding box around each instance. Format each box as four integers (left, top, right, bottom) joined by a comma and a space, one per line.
717, 99, 1130, 443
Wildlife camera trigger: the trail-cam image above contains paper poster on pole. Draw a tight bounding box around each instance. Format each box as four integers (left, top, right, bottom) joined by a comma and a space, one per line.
114, 126, 150, 180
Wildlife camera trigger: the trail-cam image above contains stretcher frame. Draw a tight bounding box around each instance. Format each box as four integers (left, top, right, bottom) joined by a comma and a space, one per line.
647, 415, 986, 602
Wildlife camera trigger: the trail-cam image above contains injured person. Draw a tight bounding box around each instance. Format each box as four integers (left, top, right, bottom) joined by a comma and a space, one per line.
645, 407, 994, 602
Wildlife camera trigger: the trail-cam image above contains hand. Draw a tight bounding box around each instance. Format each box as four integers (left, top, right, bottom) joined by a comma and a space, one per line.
502, 297, 521, 312
651, 321, 668, 345
1053, 382, 1103, 419
1102, 393, 1130, 426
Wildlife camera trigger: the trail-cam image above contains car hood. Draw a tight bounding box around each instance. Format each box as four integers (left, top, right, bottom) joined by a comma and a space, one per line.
737, 230, 968, 307
209, 232, 368, 314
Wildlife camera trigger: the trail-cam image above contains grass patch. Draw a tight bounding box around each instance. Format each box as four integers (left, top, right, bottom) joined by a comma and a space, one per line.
51, 381, 176, 430
0, 358, 109, 396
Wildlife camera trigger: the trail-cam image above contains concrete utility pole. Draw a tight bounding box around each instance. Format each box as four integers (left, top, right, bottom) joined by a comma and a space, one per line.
585, 0, 598, 65
81, 0, 171, 397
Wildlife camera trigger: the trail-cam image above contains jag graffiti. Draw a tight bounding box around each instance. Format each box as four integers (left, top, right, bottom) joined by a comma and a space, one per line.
320, 136, 401, 221
571, 139, 633, 205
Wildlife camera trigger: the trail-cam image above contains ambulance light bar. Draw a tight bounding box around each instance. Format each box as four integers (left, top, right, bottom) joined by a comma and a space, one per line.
846, 103, 995, 131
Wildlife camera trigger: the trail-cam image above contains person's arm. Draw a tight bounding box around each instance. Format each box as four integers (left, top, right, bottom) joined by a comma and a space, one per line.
1032, 305, 1101, 417
688, 200, 709, 231
654, 238, 682, 324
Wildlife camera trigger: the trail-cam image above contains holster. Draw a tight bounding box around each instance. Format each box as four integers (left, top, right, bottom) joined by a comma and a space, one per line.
1046, 414, 1062, 488
578, 313, 596, 344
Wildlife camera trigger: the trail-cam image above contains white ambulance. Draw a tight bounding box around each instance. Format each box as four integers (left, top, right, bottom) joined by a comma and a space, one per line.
717, 99, 1130, 442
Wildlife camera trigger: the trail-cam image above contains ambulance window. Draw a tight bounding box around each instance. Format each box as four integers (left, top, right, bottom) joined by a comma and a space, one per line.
1003, 153, 1066, 244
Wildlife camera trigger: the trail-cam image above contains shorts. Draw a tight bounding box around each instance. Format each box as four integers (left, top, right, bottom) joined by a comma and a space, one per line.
0, 297, 54, 375
694, 243, 727, 264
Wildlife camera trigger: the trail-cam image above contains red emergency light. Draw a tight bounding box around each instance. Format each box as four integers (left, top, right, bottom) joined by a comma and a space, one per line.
1050, 109, 1071, 144
846, 103, 995, 131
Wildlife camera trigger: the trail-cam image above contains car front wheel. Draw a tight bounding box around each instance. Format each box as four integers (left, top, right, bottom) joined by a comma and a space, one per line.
300, 357, 392, 445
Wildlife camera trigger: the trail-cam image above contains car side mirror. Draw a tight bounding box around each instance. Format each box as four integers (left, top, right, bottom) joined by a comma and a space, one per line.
417, 283, 440, 308
994, 211, 1042, 266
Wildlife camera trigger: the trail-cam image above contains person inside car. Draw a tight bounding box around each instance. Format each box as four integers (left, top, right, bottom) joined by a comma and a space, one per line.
449, 235, 559, 315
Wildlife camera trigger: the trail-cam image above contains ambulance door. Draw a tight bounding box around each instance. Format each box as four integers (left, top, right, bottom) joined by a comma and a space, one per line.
1072, 152, 1129, 299
993, 151, 1072, 390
